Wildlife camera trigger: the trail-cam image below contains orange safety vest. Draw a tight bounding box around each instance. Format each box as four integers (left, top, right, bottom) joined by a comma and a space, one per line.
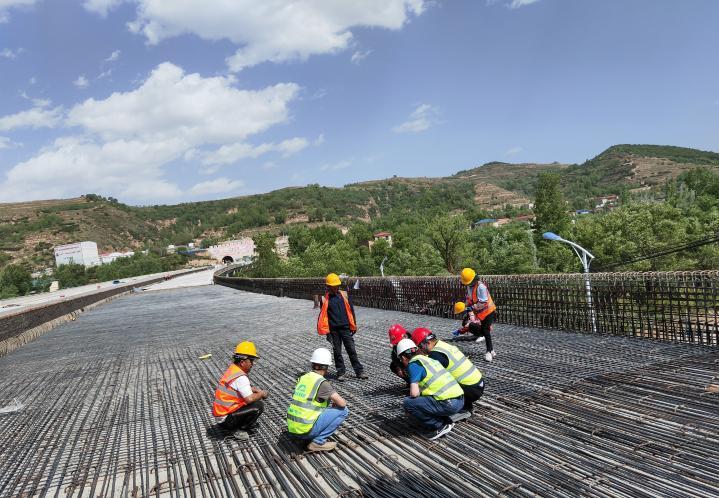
212, 363, 248, 417
467, 281, 496, 321
317, 290, 357, 335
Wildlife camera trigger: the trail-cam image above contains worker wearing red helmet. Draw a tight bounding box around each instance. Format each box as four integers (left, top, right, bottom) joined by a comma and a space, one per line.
388, 324, 411, 382
412, 327, 484, 415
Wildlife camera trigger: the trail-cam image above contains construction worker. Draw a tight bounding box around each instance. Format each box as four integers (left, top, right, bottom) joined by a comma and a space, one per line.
460, 267, 497, 362
287, 347, 349, 452
396, 338, 464, 440
212, 341, 268, 441
317, 273, 367, 380
412, 327, 484, 415
388, 324, 411, 382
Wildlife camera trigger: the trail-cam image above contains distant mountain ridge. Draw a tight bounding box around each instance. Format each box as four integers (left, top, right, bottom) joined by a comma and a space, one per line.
2, 144, 718, 269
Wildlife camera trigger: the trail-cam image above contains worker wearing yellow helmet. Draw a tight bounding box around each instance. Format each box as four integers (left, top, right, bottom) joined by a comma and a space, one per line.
212, 341, 269, 441
317, 273, 367, 381
459, 268, 497, 362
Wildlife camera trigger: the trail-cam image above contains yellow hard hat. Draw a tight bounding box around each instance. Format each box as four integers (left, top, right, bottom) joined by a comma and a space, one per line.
454, 302, 466, 314
460, 268, 476, 286
325, 273, 341, 286
234, 341, 258, 358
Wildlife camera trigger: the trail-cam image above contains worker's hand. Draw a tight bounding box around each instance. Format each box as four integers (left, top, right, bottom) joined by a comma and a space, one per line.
261, 390, 269, 399
452, 329, 462, 337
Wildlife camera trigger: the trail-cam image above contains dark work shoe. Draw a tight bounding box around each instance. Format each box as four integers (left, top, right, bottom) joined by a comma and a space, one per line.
426, 423, 454, 441
356, 371, 368, 379
335, 373, 346, 382
232, 430, 250, 442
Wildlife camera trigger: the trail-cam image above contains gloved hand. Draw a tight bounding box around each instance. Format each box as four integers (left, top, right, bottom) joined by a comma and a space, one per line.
452, 329, 462, 337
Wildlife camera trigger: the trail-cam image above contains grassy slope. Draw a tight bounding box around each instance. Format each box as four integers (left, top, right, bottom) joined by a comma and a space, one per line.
2, 144, 718, 269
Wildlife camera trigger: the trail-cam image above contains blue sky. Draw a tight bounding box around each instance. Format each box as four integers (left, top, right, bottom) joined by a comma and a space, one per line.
0, 0, 717, 205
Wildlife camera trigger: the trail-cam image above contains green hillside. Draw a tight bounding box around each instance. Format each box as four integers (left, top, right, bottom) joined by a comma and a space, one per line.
2, 143, 718, 271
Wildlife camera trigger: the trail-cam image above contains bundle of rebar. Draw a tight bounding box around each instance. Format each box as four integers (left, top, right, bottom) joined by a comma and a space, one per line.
0, 285, 717, 497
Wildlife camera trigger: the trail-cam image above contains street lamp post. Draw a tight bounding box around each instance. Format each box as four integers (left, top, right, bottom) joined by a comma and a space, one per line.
543, 232, 597, 334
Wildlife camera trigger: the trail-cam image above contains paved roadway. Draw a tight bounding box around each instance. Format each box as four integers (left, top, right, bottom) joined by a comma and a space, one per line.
0, 284, 717, 497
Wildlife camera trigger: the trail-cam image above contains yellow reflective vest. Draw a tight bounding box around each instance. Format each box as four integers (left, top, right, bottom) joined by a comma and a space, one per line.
287, 372, 329, 435
410, 355, 463, 401
432, 340, 483, 386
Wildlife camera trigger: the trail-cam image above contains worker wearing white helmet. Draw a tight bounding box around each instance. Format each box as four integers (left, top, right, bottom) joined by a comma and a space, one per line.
396, 338, 464, 440
286, 347, 349, 452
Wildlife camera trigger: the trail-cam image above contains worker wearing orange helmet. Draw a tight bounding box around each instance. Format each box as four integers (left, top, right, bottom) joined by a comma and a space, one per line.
388, 324, 411, 382
212, 341, 269, 441
412, 327, 484, 415
317, 273, 367, 380
459, 268, 497, 362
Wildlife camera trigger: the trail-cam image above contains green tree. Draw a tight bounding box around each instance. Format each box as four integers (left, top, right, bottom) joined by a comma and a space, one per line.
0, 264, 32, 296
427, 214, 470, 273
533, 172, 571, 237
251, 232, 281, 277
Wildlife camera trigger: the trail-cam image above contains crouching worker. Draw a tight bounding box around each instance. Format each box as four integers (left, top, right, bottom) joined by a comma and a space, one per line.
412, 327, 484, 415
287, 348, 349, 452
396, 338, 464, 440
213, 341, 268, 441
388, 324, 411, 383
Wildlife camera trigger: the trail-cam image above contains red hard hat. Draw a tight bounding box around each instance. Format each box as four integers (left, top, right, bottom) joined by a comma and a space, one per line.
411, 327, 434, 346
388, 324, 408, 345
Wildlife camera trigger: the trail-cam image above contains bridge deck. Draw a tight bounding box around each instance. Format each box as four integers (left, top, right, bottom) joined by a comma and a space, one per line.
0, 285, 717, 497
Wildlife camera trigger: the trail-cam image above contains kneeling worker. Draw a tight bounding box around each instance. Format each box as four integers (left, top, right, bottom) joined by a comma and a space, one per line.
213, 341, 268, 441
287, 348, 349, 452
396, 338, 464, 440
411, 327, 484, 416
388, 324, 411, 383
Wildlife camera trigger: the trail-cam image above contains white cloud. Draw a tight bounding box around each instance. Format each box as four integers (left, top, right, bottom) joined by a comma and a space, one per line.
351, 49, 373, 65
0, 105, 63, 131
73, 75, 89, 88
505, 146, 522, 157
201, 137, 309, 169
118, 0, 425, 71
83, 0, 124, 17
0, 136, 20, 149
28, 76, 36, 85
0, 62, 302, 203
98, 69, 112, 79
68, 62, 299, 144
0, 0, 36, 22
509, 0, 540, 8
0, 47, 24, 59
105, 49, 121, 62
320, 159, 352, 171
314, 133, 325, 146
392, 103, 440, 133
189, 177, 244, 196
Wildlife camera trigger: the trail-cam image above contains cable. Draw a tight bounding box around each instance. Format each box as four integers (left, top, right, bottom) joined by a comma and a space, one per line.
594, 232, 719, 271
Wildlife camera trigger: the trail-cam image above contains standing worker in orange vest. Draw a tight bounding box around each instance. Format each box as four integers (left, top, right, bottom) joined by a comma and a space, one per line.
317, 273, 368, 381
212, 341, 269, 441
460, 268, 497, 362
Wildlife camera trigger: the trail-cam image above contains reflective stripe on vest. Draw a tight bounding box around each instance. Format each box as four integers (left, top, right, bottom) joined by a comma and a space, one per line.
317, 290, 357, 335
468, 282, 497, 321
212, 364, 247, 417
287, 372, 329, 434
410, 355, 463, 401
432, 340, 482, 386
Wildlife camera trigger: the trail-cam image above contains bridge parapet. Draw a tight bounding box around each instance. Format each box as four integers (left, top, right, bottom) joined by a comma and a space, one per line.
214, 270, 719, 346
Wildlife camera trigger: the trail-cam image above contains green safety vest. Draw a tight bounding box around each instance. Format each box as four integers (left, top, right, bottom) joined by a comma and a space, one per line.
410, 355, 464, 401
432, 340, 483, 386
287, 372, 329, 435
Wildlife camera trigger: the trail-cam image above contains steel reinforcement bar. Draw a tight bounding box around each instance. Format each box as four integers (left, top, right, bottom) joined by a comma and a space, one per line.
214, 269, 719, 346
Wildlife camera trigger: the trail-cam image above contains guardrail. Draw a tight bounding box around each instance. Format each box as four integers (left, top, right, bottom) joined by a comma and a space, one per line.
214, 269, 719, 346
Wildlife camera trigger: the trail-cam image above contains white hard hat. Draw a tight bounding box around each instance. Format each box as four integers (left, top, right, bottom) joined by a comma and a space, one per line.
396, 338, 417, 356
310, 347, 333, 366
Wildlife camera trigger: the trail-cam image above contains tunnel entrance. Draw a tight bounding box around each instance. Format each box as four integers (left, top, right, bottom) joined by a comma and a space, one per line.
221, 256, 234, 264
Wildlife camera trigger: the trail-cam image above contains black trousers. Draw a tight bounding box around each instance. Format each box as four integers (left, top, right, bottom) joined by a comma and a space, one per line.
468, 311, 495, 352
461, 381, 485, 412
328, 326, 364, 375
219, 400, 264, 431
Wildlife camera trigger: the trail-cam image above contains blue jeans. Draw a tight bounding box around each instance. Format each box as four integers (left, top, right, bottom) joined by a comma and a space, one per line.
297, 407, 349, 444
403, 396, 464, 430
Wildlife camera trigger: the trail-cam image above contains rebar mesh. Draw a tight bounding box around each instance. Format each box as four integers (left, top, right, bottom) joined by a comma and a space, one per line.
215, 270, 719, 346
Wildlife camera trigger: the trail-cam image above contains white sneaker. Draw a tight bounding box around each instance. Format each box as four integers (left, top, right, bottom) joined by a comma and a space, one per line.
475, 336, 485, 343
491, 350, 497, 359
484, 352, 493, 362
426, 423, 454, 440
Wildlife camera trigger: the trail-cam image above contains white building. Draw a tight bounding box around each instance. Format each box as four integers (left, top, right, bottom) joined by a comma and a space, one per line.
207, 238, 255, 264
99, 251, 135, 264
54, 241, 101, 267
